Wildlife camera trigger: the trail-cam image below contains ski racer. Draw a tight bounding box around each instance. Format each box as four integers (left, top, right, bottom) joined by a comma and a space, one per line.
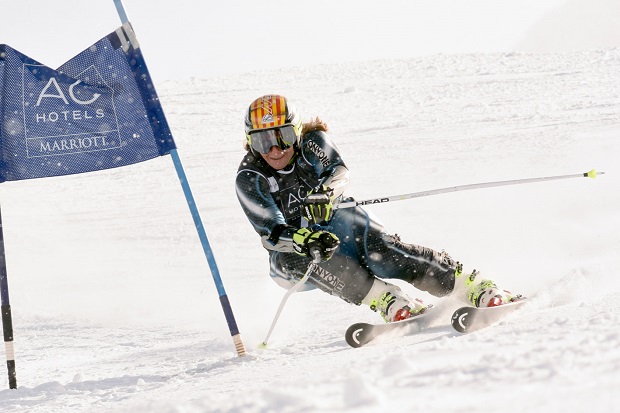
235, 94, 520, 323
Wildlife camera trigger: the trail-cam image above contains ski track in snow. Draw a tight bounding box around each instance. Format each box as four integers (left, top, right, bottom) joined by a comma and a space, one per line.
0, 48, 618, 412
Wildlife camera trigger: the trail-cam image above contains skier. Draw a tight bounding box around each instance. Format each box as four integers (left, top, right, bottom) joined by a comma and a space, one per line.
235, 94, 520, 323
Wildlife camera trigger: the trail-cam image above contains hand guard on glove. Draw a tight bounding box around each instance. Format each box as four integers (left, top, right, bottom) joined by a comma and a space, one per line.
302, 185, 335, 226
293, 227, 340, 263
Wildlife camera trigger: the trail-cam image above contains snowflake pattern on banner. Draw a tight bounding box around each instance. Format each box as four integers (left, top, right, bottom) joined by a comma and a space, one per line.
0, 25, 176, 182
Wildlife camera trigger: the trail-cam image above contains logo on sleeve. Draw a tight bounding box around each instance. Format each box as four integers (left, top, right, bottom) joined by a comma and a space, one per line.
306, 141, 330, 167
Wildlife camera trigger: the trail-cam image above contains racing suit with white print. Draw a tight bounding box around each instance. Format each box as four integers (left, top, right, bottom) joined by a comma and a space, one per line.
235, 129, 457, 305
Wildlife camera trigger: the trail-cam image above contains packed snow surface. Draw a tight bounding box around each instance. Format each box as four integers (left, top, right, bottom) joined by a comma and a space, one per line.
0, 48, 618, 412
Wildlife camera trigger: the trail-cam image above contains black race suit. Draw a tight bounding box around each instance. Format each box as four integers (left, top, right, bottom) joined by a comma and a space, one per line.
235, 130, 457, 305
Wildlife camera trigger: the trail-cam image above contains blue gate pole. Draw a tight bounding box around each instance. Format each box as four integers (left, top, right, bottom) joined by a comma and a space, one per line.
169, 151, 246, 356
0, 205, 17, 388
112, 0, 246, 356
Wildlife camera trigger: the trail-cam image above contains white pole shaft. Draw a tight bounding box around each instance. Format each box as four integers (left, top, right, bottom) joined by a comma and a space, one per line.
335, 170, 604, 209
261, 259, 317, 346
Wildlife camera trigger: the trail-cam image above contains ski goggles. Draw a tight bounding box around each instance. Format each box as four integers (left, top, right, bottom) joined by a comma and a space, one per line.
248, 125, 299, 154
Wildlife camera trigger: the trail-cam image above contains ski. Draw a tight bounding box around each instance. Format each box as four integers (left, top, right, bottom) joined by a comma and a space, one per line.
345, 312, 435, 348
451, 299, 527, 333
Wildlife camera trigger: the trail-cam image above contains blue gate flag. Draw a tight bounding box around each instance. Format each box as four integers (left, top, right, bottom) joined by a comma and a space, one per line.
0, 24, 176, 182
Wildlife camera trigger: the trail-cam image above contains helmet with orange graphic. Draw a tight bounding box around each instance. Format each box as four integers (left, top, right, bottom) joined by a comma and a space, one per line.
244, 95, 302, 155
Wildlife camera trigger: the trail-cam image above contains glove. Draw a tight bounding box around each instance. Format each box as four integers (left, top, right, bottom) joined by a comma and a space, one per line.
302, 185, 334, 225
292, 228, 340, 262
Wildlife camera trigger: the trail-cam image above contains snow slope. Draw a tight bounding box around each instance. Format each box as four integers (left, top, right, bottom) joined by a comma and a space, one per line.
516, 0, 620, 52
0, 48, 618, 412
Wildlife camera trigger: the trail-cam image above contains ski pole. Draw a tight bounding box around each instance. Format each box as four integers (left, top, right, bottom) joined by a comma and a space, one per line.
260, 253, 319, 348
335, 169, 605, 209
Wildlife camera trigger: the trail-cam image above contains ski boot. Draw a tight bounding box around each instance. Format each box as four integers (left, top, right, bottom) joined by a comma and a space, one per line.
374, 291, 430, 322
362, 279, 431, 322
454, 264, 522, 308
